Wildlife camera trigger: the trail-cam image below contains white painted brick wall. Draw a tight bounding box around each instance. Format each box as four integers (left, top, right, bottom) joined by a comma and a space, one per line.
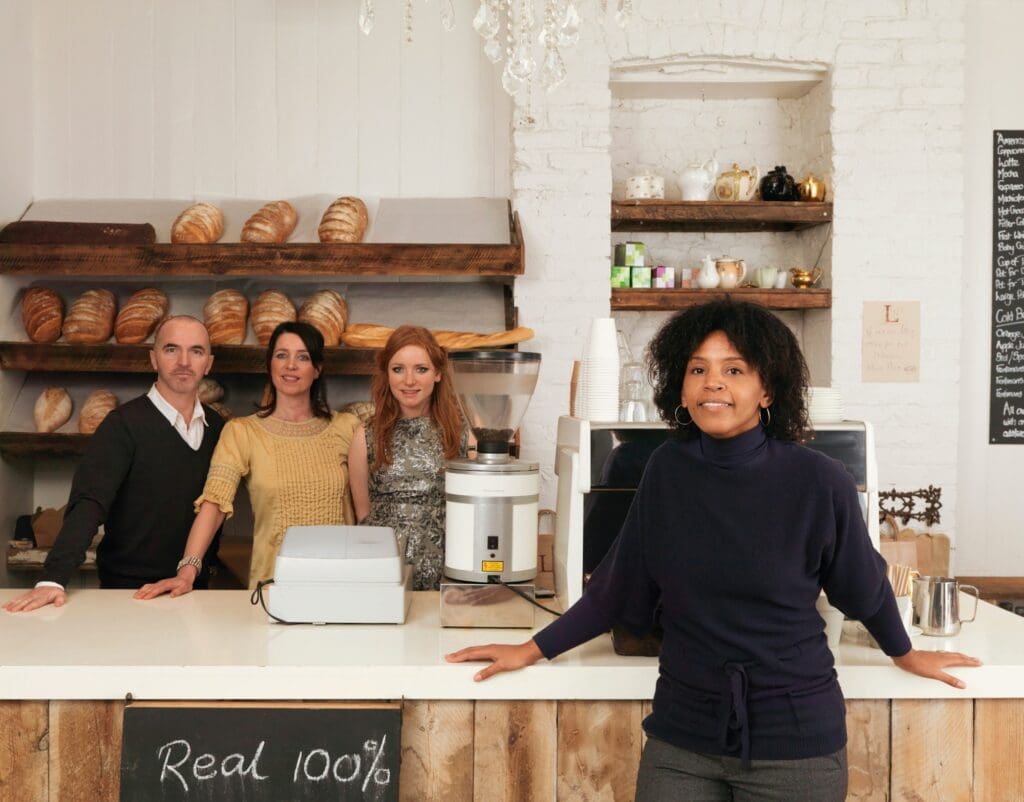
514, 0, 966, 536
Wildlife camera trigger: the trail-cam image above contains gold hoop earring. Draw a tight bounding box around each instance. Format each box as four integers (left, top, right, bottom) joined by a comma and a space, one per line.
760, 406, 771, 427
674, 405, 692, 427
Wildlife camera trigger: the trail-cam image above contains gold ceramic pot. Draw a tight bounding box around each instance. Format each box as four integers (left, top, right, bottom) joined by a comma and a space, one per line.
797, 174, 827, 202
789, 267, 823, 289
714, 163, 760, 202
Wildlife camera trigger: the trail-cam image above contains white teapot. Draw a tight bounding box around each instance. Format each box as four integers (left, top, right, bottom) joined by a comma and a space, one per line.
696, 255, 720, 289
678, 159, 718, 201
714, 163, 760, 202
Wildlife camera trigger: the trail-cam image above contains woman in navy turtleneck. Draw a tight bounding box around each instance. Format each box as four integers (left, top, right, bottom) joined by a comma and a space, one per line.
447, 300, 980, 801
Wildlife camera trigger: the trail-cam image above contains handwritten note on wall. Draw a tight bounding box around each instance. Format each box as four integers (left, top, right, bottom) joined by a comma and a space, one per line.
991, 130, 1024, 443
862, 301, 920, 383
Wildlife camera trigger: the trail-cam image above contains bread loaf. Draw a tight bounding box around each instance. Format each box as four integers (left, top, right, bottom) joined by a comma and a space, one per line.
78, 389, 118, 434
298, 289, 348, 346
339, 323, 535, 350
241, 201, 298, 243
251, 289, 297, 345
207, 402, 232, 420
339, 400, 375, 427
203, 289, 248, 345
114, 288, 169, 344
171, 202, 225, 244
318, 196, 368, 243
197, 378, 224, 405
63, 289, 116, 344
34, 387, 73, 433
21, 287, 64, 343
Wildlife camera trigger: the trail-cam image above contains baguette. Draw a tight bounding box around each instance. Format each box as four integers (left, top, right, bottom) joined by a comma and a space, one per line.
63, 289, 117, 344
21, 287, 64, 343
114, 288, 169, 344
339, 323, 534, 350
171, 202, 225, 244
241, 200, 298, 243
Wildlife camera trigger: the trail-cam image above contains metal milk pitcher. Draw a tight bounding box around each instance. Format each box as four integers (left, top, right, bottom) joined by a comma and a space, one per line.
912, 576, 980, 636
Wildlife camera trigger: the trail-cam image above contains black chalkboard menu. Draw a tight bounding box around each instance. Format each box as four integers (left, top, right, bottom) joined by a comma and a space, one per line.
120, 702, 400, 801
991, 130, 1024, 443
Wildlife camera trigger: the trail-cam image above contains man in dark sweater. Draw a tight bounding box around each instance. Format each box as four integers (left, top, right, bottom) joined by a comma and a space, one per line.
3, 316, 224, 612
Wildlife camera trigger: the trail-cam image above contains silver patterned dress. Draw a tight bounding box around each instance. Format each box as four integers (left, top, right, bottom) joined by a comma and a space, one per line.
364, 417, 455, 591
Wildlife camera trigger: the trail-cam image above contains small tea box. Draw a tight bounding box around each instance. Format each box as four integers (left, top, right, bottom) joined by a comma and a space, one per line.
614, 241, 645, 267
630, 267, 652, 288
678, 267, 694, 289
653, 265, 675, 289
610, 266, 632, 288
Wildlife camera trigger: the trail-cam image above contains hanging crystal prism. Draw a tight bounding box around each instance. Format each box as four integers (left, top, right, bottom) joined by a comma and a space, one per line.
484, 37, 503, 62
473, 1, 500, 39
558, 2, 580, 46
501, 61, 524, 95
441, 0, 456, 31
539, 46, 566, 90
508, 42, 535, 82
359, 0, 375, 35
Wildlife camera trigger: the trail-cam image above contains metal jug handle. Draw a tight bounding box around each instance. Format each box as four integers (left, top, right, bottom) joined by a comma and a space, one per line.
958, 584, 980, 623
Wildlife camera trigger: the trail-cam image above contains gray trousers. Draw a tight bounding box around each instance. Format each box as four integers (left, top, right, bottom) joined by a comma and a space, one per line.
635, 736, 848, 802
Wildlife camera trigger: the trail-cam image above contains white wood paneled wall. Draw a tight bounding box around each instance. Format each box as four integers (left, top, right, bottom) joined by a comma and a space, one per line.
31, 0, 512, 200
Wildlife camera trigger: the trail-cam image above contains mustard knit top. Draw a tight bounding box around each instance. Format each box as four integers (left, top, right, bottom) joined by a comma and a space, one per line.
195, 411, 359, 588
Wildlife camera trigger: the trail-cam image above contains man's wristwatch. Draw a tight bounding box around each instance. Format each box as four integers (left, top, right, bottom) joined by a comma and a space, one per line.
176, 555, 203, 576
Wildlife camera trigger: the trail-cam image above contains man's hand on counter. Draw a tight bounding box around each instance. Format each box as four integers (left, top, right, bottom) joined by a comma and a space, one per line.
892, 648, 983, 689
445, 639, 544, 681
133, 569, 196, 601
2, 585, 67, 613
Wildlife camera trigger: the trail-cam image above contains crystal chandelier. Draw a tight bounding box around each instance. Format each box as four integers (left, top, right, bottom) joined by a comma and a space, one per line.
357, 0, 634, 95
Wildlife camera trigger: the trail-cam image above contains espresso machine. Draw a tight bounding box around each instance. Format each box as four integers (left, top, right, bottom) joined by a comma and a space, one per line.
440, 350, 541, 627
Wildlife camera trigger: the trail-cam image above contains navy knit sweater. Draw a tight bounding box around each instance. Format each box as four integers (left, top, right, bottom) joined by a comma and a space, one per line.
534, 425, 910, 764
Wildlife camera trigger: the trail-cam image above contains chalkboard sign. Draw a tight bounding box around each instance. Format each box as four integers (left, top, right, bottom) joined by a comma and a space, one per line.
120, 703, 401, 801
992, 130, 1024, 443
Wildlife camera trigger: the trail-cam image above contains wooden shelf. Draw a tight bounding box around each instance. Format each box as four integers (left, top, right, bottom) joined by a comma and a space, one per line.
611, 200, 832, 232
0, 432, 90, 458
0, 212, 524, 278
611, 287, 831, 311
0, 342, 379, 375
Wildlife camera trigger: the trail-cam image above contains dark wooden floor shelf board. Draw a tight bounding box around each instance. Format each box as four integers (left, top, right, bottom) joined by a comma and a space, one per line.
0, 432, 90, 458
611, 287, 831, 311
611, 200, 833, 232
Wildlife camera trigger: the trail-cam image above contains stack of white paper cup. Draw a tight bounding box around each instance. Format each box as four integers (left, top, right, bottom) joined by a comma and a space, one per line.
580, 318, 620, 421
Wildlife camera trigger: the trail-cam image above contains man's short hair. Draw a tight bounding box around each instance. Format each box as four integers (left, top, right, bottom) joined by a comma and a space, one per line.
152, 315, 210, 348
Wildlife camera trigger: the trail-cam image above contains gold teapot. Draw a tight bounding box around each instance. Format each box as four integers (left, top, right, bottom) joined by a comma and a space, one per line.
797, 174, 827, 202
714, 163, 760, 202
789, 267, 823, 289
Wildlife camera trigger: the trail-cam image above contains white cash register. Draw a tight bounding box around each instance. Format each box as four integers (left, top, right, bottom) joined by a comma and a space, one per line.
265, 525, 412, 624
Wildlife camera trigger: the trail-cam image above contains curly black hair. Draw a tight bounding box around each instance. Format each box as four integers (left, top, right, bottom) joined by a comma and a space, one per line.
646, 299, 811, 441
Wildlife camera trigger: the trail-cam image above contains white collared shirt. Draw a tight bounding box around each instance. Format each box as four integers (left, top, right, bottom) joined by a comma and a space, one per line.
147, 384, 208, 451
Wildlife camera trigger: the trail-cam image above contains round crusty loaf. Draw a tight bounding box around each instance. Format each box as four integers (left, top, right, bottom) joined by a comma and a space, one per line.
21, 287, 64, 343
78, 389, 118, 434
171, 202, 225, 244
34, 387, 73, 433
197, 378, 224, 405
318, 196, 368, 243
114, 288, 169, 344
63, 289, 117, 344
339, 400, 375, 427
203, 289, 248, 345
241, 201, 298, 244
251, 289, 297, 345
298, 289, 348, 346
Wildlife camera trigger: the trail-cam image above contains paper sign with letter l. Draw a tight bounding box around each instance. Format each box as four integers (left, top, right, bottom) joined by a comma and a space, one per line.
862, 301, 921, 382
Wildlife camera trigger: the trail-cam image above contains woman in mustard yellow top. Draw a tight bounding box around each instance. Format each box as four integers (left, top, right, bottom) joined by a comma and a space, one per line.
136, 321, 358, 597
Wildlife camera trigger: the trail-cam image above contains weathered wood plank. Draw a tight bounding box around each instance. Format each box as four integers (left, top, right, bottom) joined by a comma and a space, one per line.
845, 699, 890, 802
401, 700, 474, 802
891, 698, 972, 802
50, 700, 124, 802
0, 701, 48, 802
474, 700, 556, 802
611, 288, 831, 312
975, 698, 1024, 802
556, 700, 642, 802
611, 200, 833, 233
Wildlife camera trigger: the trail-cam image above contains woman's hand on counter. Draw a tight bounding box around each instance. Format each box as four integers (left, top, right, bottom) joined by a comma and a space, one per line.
133, 569, 196, 601
892, 648, 982, 689
2, 585, 67, 613
445, 639, 544, 681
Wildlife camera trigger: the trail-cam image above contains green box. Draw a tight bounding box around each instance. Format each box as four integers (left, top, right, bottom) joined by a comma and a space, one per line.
630, 267, 652, 288
613, 241, 645, 267
610, 266, 632, 288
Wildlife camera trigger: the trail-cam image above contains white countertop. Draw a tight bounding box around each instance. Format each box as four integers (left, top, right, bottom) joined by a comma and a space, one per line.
1, 590, 1022, 701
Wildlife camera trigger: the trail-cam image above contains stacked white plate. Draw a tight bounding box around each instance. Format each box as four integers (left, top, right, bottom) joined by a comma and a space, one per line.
578, 318, 620, 422
806, 386, 845, 423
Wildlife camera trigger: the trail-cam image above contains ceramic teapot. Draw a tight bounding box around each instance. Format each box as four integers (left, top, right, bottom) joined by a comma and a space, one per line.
789, 267, 823, 288
678, 158, 718, 201
715, 256, 747, 289
760, 165, 799, 201
714, 163, 760, 202
696, 255, 720, 289
797, 173, 827, 202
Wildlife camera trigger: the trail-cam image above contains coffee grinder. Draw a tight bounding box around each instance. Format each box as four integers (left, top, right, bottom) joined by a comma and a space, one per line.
440, 350, 542, 627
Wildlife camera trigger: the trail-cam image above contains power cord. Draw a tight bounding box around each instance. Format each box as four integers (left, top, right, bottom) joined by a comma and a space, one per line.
249, 579, 301, 625
498, 579, 563, 617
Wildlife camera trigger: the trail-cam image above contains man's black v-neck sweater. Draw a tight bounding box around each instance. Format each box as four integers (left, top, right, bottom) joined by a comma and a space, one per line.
43, 395, 225, 587
535, 425, 910, 764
